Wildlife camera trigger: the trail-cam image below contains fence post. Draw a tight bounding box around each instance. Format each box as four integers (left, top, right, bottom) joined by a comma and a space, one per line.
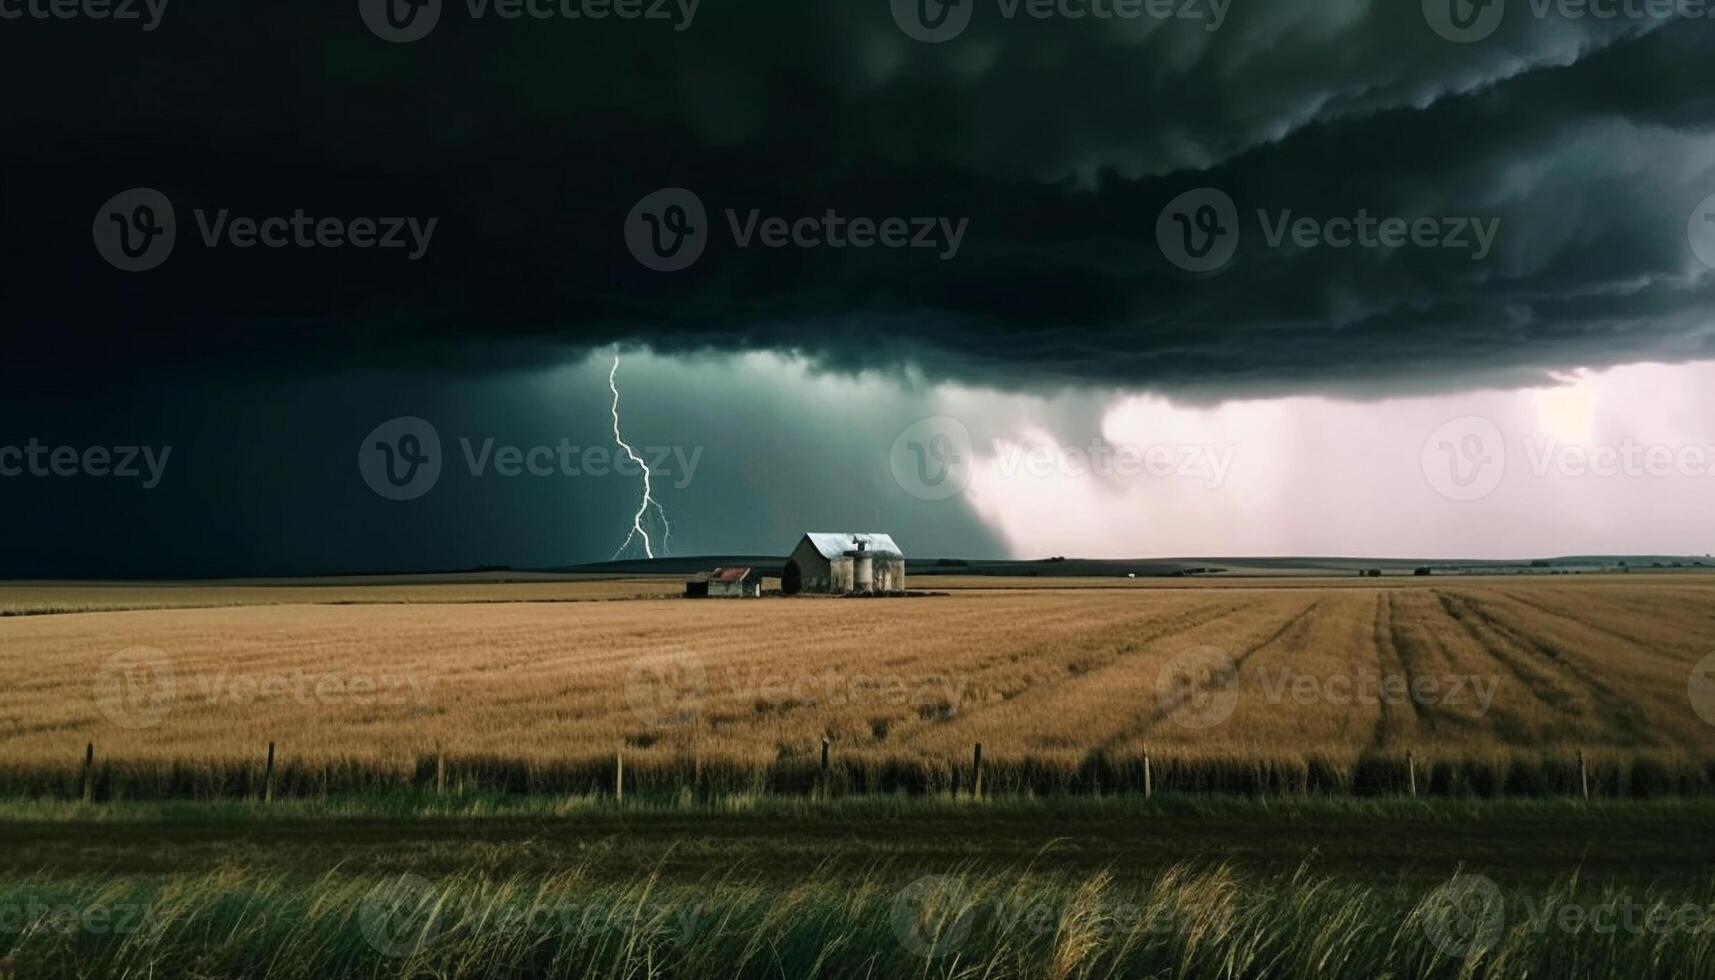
263, 741, 276, 804
615, 751, 624, 803
435, 741, 446, 797
972, 743, 984, 801
1579, 750, 1590, 802
1407, 750, 1417, 799
81, 742, 94, 803
1143, 751, 1153, 801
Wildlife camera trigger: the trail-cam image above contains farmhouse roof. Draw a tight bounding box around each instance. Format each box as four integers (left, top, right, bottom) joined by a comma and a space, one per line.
710, 566, 756, 582
800, 533, 904, 559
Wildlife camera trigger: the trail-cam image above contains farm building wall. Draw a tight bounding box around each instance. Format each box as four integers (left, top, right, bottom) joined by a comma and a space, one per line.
709, 577, 761, 598
787, 537, 836, 593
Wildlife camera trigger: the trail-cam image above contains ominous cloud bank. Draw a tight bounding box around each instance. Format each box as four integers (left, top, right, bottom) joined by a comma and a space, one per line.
4, 2, 1715, 393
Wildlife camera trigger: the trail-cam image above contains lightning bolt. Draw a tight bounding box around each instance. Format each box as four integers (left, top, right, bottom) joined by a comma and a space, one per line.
609, 353, 671, 560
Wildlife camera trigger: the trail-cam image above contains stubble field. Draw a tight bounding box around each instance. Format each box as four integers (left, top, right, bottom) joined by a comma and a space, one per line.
1, 575, 1711, 799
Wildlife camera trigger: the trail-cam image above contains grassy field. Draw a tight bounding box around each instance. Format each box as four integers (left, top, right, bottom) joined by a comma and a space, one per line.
0, 576, 1711, 799
2, 796, 1714, 979
8, 864, 1712, 979
3, 577, 1714, 977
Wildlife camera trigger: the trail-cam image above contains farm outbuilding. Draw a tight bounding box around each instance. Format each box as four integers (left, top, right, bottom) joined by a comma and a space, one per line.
783, 533, 905, 595
707, 566, 763, 598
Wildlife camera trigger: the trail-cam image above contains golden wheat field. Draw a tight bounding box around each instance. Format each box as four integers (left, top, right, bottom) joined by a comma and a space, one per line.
1, 576, 1712, 798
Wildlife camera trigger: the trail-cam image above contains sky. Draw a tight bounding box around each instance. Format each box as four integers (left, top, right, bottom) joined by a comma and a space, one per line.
3, 2, 1715, 575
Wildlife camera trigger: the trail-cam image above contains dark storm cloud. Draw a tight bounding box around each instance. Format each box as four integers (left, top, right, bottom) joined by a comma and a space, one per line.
4, 1, 1714, 392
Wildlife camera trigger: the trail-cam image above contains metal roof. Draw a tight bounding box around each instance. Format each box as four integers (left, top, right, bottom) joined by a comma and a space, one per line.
800, 533, 904, 559
710, 566, 757, 582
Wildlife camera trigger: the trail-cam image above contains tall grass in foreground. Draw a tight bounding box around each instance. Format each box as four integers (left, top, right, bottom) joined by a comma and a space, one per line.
2, 865, 1713, 979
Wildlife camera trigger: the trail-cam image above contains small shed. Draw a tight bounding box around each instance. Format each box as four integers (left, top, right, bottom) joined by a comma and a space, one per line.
707, 566, 763, 598
684, 572, 710, 598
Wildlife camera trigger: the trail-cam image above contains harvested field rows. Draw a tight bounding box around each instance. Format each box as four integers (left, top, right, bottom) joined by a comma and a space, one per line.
0, 579, 1711, 797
